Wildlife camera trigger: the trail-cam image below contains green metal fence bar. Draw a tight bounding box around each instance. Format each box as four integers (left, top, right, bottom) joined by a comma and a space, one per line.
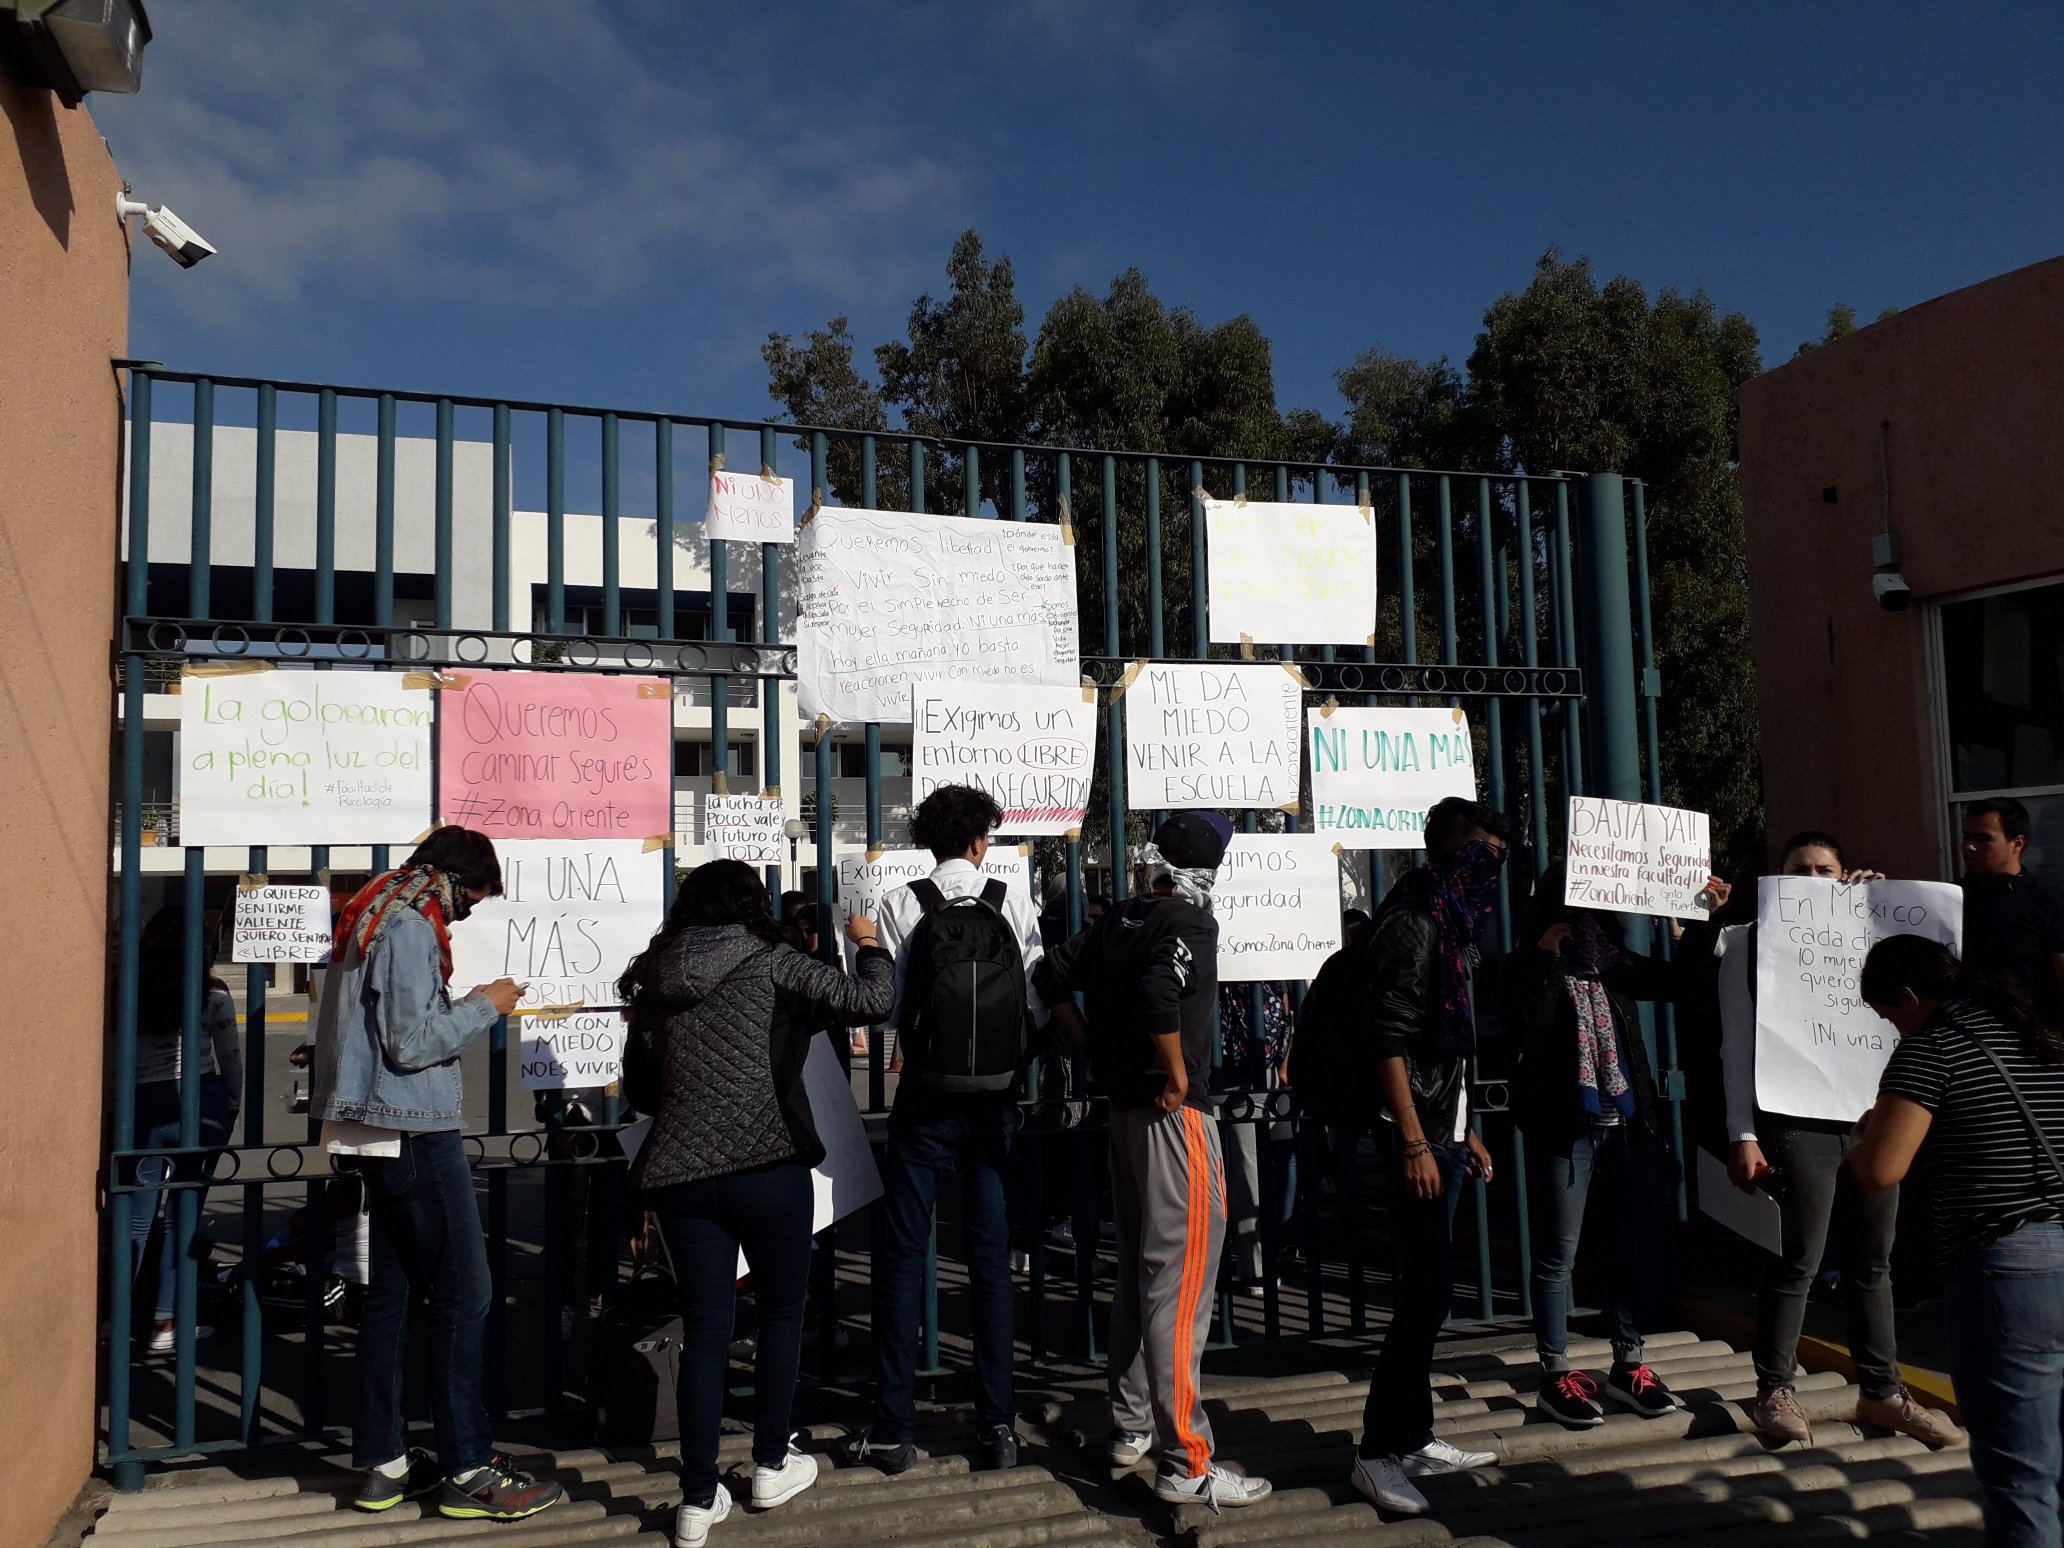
1144, 456, 1164, 658
189, 379, 212, 616
709, 424, 731, 799
762, 425, 785, 896
434, 399, 454, 630
602, 412, 622, 637
315, 389, 336, 624
546, 406, 567, 635
1552, 479, 1584, 796
1515, 482, 1550, 860
254, 384, 276, 620
374, 393, 396, 627
492, 404, 512, 633
655, 419, 676, 640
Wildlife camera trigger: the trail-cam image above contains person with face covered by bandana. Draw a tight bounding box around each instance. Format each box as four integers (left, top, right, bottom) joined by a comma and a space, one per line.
1504, 863, 1729, 1429
1039, 811, 1273, 1512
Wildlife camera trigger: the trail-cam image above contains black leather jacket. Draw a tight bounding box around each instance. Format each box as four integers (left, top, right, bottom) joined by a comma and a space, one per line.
1359, 878, 1475, 1145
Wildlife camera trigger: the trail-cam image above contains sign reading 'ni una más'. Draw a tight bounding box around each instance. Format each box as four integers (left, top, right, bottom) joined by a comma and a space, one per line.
447, 839, 665, 1013
797, 508, 1080, 724
910, 682, 1095, 836
1124, 663, 1304, 811
437, 671, 673, 841
178, 667, 432, 847
1563, 796, 1712, 919
1308, 706, 1477, 850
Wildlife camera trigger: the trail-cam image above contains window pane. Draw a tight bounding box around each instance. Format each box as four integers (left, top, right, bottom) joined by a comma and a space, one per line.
1941, 582, 2064, 793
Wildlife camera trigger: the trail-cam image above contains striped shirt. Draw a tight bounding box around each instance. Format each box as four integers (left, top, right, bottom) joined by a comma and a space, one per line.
1877, 998, 2064, 1264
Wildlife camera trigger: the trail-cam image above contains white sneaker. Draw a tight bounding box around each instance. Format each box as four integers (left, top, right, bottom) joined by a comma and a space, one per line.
1152, 1462, 1272, 1510
1108, 1430, 1154, 1467
1351, 1453, 1430, 1515
1400, 1435, 1495, 1476
674, 1482, 732, 1547
1010, 1250, 1031, 1273
750, 1445, 818, 1509
146, 1324, 212, 1354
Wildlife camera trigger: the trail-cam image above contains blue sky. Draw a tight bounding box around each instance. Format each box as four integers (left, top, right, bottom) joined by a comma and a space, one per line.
96, 1, 2064, 429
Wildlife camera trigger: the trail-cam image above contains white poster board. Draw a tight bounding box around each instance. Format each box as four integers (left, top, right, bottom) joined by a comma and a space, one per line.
1751, 877, 1963, 1123
911, 682, 1095, 836
617, 1036, 882, 1275
1205, 499, 1378, 646
1215, 834, 1343, 982
797, 508, 1080, 724
703, 794, 787, 866
836, 845, 1034, 917
1123, 663, 1303, 811
1695, 1147, 1782, 1254
231, 885, 332, 962
1564, 796, 1712, 918
517, 1008, 626, 1091
448, 839, 665, 1013
707, 469, 796, 545
179, 667, 433, 846
1308, 706, 1477, 850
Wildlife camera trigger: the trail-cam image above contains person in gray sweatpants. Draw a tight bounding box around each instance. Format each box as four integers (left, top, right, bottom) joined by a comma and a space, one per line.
1038, 812, 1271, 1510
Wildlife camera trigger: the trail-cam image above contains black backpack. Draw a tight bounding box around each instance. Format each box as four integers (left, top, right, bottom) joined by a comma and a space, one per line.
1288, 944, 1376, 1132
899, 878, 1033, 1094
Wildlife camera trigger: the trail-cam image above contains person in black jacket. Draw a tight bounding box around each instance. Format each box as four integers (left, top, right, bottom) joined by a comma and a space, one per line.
620, 860, 893, 1548
1038, 811, 1272, 1512
1504, 865, 1716, 1428
1342, 797, 1507, 1518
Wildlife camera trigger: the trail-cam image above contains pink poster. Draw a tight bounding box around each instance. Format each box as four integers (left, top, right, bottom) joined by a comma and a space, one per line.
438, 671, 673, 840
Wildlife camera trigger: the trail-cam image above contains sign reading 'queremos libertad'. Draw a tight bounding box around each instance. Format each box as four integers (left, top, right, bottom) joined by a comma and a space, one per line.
797, 508, 1079, 724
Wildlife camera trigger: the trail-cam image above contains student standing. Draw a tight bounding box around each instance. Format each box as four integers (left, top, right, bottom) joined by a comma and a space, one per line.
620, 861, 894, 1548
1855, 935, 2064, 1548
1959, 797, 2064, 1024
1719, 831, 1960, 1448
844, 785, 1045, 1474
312, 827, 563, 1524
1037, 811, 1272, 1510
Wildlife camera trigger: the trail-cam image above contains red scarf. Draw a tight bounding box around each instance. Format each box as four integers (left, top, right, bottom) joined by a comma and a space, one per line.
333, 865, 459, 982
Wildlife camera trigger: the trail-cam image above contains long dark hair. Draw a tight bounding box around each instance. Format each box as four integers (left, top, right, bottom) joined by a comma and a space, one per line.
1860, 933, 2064, 1063
617, 860, 797, 1007
137, 906, 229, 1040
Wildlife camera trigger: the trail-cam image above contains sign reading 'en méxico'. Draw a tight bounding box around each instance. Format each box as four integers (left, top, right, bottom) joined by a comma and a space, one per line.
1563, 796, 1712, 919
437, 671, 673, 841
1205, 499, 1378, 647
1308, 706, 1477, 850
1123, 663, 1304, 811
796, 508, 1080, 724
1752, 876, 1963, 1123
911, 682, 1095, 837
179, 666, 433, 847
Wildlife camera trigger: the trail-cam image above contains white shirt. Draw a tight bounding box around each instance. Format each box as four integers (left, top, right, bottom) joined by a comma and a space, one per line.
875, 856, 1047, 1031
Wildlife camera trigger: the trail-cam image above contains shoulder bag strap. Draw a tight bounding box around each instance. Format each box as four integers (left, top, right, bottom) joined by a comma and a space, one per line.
1948, 1020, 2064, 1194
910, 879, 946, 914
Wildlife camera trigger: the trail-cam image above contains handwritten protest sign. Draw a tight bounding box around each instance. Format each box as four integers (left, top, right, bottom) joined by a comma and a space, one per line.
1215, 834, 1343, 982
1205, 500, 1378, 646
702, 794, 787, 865
448, 839, 664, 1013
179, 667, 432, 846
517, 1009, 626, 1091
797, 508, 1080, 724
438, 671, 672, 841
1564, 796, 1712, 918
1309, 706, 1477, 849
707, 469, 796, 545
911, 682, 1094, 836
1752, 877, 1963, 1122
231, 885, 332, 962
836, 846, 1034, 917
1124, 663, 1303, 811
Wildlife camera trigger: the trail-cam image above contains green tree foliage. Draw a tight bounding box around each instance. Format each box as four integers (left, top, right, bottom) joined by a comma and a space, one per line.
1794, 301, 1902, 356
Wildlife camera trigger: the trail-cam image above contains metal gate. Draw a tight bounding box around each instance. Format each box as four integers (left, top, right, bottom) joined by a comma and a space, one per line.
102, 363, 1671, 1484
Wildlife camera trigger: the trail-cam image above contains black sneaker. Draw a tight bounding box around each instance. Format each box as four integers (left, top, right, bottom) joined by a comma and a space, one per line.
436, 1454, 566, 1521
838, 1426, 918, 1476
352, 1447, 441, 1512
1605, 1362, 1678, 1418
977, 1423, 1019, 1472
1537, 1370, 1605, 1428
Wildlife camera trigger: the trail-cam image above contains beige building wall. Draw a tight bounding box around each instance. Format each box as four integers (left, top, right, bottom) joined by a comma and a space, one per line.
0, 62, 130, 1548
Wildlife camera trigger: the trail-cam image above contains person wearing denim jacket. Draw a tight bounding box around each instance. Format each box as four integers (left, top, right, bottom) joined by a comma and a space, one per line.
312, 827, 563, 1525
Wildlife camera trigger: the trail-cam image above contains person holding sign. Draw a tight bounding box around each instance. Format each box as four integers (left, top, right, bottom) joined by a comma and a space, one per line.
617, 861, 894, 1548
1037, 811, 1273, 1512
1504, 867, 1724, 1428
1716, 831, 1961, 1451
1852, 936, 2064, 1548
311, 828, 564, 1525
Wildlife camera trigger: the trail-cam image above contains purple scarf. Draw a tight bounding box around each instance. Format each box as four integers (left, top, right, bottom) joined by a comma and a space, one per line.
1402, 840, 1506, 1056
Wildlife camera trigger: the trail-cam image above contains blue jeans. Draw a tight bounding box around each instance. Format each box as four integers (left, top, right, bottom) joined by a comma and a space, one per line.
1947, 1220, 2064, 1548
351, 1131, 494, 1474
870, 1084, 1020, 1442
1361, 1141, 1468, 1458
1529, 1123, 1669, 1371
131, 1075, 232, 1322
650, 1160, 815, 1507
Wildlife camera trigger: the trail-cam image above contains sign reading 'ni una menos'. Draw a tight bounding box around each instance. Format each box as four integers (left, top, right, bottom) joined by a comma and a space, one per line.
1308, 706, 1477, 850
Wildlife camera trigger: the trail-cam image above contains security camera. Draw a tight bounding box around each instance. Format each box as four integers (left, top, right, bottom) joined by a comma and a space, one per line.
1872, 571, 1912, 612
116, 195, 215, 268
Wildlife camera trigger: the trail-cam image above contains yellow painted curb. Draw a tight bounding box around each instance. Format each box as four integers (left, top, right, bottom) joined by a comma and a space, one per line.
1678, 1294, 1961, 1421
